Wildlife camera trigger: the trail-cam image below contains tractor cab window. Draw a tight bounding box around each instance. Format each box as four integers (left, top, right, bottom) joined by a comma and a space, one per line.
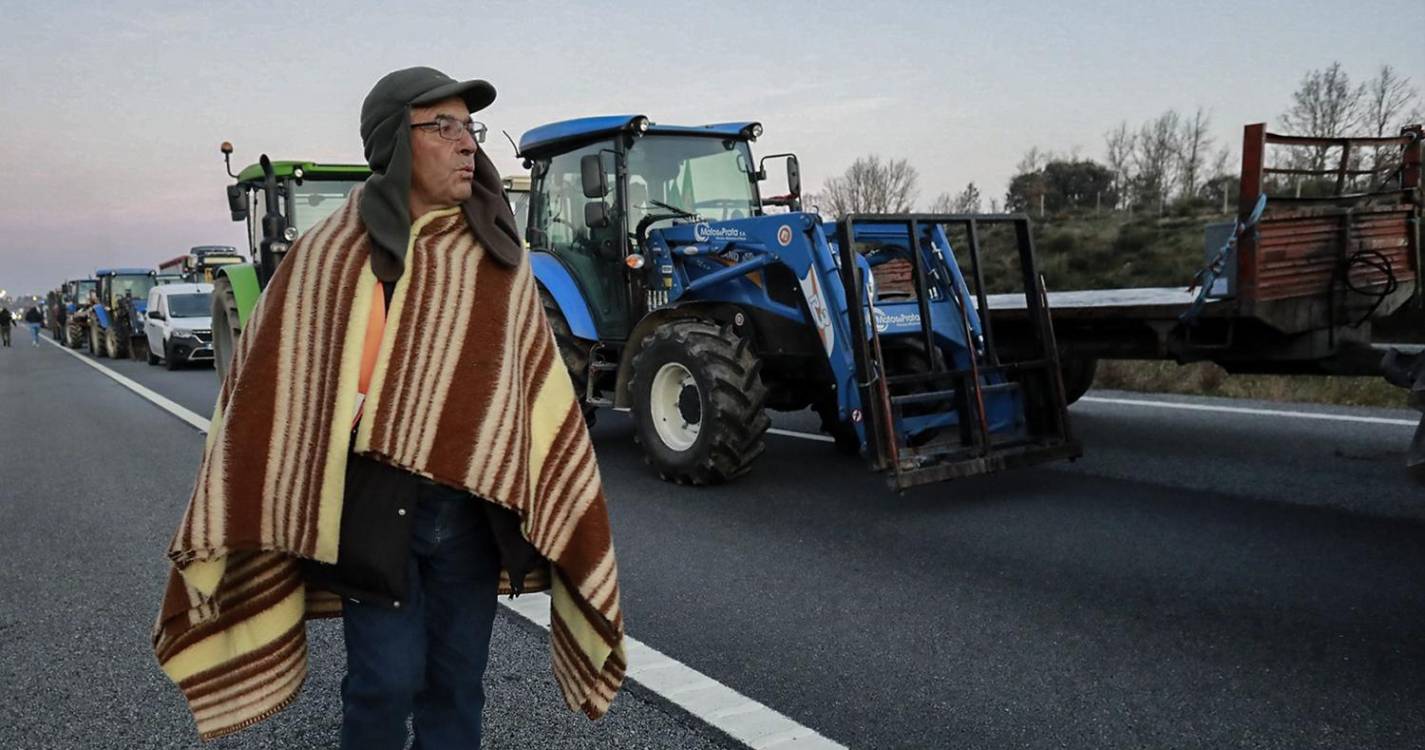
111, 276, 155, 304
291, 180, 360, 237
531, 141, 617, 256
531, 140, 625, 335
625, 136, 757, 229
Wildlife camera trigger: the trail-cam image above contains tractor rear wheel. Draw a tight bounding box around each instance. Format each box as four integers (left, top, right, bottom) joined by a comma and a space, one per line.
539, 288, 596, 426
212, 275, 242, 384
629, 320, 769, 485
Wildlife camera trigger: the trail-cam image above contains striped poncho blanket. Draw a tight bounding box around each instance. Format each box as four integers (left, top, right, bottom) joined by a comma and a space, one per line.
153, 188, 625, 740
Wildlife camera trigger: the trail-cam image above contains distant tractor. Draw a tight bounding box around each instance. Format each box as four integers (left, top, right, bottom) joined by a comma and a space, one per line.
62, 278, 98, 348
213, 142, 532, 382
519, 115, 1077, 489
158, 246, 246, 284
88, 268, 157, 359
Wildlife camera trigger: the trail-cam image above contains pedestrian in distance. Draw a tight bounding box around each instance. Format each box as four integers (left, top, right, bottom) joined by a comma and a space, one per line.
0, 307, 12, 347
24, 306, 42, 347
154, 67, 626, 749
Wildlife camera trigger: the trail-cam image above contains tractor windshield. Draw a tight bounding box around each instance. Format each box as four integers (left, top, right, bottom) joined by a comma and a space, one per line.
625, 136, 758, 227
74, 281, 97, 302
291, 179, 361, 237
111, 275, 155, 304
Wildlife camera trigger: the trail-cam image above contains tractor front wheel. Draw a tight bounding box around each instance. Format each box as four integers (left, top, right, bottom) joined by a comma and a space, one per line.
105, 327, 127, 359
90, 324, 105, 358
629, 320, 769, 485
212, 275, 242, 384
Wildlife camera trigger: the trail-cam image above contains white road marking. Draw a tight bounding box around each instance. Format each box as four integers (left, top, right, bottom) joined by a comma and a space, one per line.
47, 337, 847, 750
42, 337, 210, 431
1079, 395, 1417, 427
768, 427, 835, 443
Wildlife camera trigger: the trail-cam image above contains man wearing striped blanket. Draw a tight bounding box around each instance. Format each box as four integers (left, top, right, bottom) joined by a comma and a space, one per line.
154, 67, 625, 748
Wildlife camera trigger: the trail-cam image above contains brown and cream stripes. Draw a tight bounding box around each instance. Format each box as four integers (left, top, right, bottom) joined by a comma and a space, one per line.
154, 188, 624, 740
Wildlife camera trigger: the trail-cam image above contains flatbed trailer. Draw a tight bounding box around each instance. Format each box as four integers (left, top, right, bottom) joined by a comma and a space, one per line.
984, 123, 1420, 388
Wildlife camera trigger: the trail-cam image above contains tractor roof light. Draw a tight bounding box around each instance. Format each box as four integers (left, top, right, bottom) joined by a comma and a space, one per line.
625, 254, 646, 270
632, 116, 650, 134
744, 123, 763, 140
283, 226, 299, 242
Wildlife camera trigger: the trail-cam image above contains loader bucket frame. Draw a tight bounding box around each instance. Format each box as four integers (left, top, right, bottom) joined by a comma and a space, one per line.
835, 214, 1081, 490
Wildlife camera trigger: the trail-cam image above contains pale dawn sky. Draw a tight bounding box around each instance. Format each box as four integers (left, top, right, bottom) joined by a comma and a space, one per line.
1, 0, 1421, 294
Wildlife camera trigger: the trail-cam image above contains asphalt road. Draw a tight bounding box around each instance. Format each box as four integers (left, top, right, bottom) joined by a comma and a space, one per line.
3, 338, 1423, 749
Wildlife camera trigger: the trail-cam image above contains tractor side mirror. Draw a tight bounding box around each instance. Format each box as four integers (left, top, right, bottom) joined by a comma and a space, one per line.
785, 155, 802, 198
227, 185, 248, 222
580, 154, 607, 199
584, 201, 611, 229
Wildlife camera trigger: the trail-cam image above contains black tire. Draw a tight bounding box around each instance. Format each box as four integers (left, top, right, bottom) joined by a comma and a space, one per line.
90, 324, 105, 358
539, 288, 596, 426
212, 275, 242, 384
165, 340, 181, 371
106, 326, 127, 359
66, 323, 82, 349
629, 320, 769, 485
1059, 357, 1098, 406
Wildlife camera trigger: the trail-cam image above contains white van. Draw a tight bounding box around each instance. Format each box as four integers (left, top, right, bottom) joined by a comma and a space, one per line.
144, 283, 214, 369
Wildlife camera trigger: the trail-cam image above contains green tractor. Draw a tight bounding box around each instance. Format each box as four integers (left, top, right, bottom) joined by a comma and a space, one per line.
213, 143, 371, 382
213, 142, 531, 382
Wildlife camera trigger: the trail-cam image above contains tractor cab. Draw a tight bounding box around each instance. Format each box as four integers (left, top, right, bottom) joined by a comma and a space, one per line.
521, 116, 779, 340
212, 144, 372, 381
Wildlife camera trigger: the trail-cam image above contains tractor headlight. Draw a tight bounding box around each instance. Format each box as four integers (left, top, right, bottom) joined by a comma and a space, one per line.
743, 123, 763, 140
293, 167, 305, 180
283, 226, 299, 241
632, 116, 650, 133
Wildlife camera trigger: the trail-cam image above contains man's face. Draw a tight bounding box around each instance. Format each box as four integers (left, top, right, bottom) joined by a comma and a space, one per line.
409, 96, 477, 213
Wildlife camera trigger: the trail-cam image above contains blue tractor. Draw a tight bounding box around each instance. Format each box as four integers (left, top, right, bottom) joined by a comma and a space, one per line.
88, 267, 157, 360
520, 115, 1079, 489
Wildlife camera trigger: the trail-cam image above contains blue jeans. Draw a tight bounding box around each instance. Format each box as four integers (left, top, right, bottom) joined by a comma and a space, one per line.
340, 481, 502, 750
29, 323, 41, 344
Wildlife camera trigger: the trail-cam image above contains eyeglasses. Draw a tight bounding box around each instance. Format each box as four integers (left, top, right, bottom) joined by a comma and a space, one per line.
411, 114, 487, 144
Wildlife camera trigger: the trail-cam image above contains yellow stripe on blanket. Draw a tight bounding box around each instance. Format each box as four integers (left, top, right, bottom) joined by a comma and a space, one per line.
161, 583, 306, 684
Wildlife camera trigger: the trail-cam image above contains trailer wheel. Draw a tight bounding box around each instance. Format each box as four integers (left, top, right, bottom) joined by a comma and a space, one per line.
630, 320, 770, 485
1059, 357, 1098, 406
212, 275, 242, 384
539, 288, 596, 426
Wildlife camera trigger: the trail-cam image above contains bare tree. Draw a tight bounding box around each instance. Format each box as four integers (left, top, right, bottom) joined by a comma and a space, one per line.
1362, 65, 1415, 137
1281, 62, 1366, 172
1016, 147, 1049, 175
1133, 110, 1181, 212
1104, 122, 1135, 209
929, 182, 983, 213
1176, 107, 1214, 201
818, 155, 919, 216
